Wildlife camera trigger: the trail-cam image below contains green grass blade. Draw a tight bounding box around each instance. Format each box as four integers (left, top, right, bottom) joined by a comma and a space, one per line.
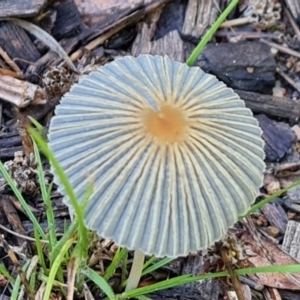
29, 126, 87, 253
240, 178, 300, 219
50, 218, 78, 265
235, 264, 300, 275
34, 227, 47, 274
43, 236, 74, 300
28, 116, 45, 136
142, 257, 174, 276
29, 264, 37, 293
142, 256, 156, 271
104, 248, 128, 282
186, 0, 239, 66
0, 262, 14, 283
34, 220, 64, 283
121, 256, 174, 289
0, 160, 46, 240
77, 183, 94, 261
10, 260, 30, 300
81, 267, 116, 300
122, 263, 300, 298
120, 248, 128, 289
33, 140, 57, 250
121, 274, 192, 298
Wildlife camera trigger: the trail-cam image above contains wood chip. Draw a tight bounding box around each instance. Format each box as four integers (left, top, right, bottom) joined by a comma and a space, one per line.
261, 203, 288, 234
264, 174, 281, 194
0, 0, 47, 18
236, 90, 300, 119
292, 125, 300, 141
266, 226, 281, 238
0, 74, 46, 108
198, 41, 276, 94
285, 0, 300, 21
282, 220, 300, 262
255, 114, 296, 161
181, 0, 219, 41
0, 21, 41, 72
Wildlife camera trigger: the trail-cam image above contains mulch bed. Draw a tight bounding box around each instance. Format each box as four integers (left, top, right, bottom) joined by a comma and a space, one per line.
1, 0, 300, 299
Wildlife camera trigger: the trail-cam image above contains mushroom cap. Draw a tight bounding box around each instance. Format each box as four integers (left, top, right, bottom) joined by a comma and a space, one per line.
48, 55, 265, 257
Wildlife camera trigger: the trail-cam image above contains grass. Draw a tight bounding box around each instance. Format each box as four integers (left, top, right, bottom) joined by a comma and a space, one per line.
1, 0, 300, 298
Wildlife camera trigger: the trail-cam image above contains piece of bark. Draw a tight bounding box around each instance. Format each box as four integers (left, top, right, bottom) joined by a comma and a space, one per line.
280, 289, 300, 300
263, 288, 282, 300
15, 94, 63, 125
0, 146, 23, 158
0, 21, 41, 73
71, 1, 171, 62
25, 51, 58, 80
106, 27, 136, 49
151, 30, 188, 61
255, 114, 296, 161
197, 41, 276, 94
35, 195, 69, 219
147, 280, 219, 300
154, 0, 186, 40
235, 89, 300, 119
74, 0, 157, 28
0, 133, 21, 148
279, 176, 300, 206
51, 0, 82, 40
263, 173, 280, 195
131, 8, 164, 56
259, 227, 280, 243
282, 220, 300, 262
26, 2, 137, 77
239, 275, 264, 291
0, 0, 47, 18
22, 218, 70, 236
265, 226, 280, 238
181, 255, 220, 299
147, 286, 211, 300
0, 195, 29, 247
285, 0, 300, 22
130, 2, 189, 61
181, 0, 220, 42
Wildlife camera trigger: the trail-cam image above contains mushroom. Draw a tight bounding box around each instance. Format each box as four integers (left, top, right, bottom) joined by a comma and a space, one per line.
48, 55, 265, 290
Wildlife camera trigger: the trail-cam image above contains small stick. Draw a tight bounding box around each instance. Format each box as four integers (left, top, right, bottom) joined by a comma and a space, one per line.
276, 67, 300, 94
219, 16, 253, 28
261, 39, 300, 59
0, 224, 49, 243
273, 161, 300, 174
0, 46, 23, 78
284, 7, 300, 42
216, 241, 244, 300
215, 30, 281, 40
0, 67, 22, 78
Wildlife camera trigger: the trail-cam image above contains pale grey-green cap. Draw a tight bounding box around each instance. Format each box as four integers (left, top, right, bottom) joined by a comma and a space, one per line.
48, 54, 265, 257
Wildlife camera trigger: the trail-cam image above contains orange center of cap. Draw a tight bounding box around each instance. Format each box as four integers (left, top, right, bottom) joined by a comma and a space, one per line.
142, 104, 188, 143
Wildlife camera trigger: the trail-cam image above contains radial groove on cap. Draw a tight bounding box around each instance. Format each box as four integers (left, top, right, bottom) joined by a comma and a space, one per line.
49, 54, 265, 257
